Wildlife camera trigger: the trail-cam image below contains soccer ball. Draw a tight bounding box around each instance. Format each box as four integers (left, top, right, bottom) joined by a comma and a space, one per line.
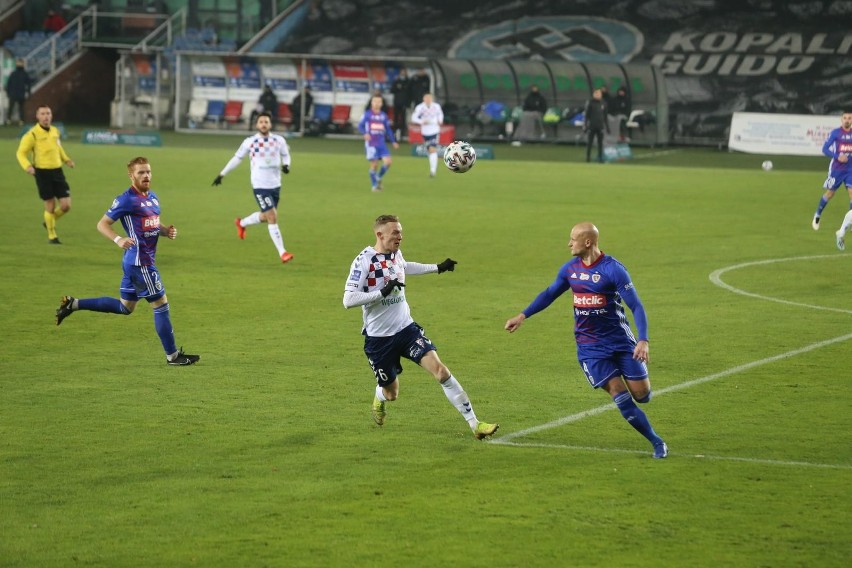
443, 141, 477, 173
762, 160, 773, 171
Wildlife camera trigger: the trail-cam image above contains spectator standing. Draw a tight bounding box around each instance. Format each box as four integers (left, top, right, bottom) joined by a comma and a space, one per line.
390, 69, 410, 141
583, 89, 609, 163
5, 58, 31, 126
251, 84, 278, 125
291, 86, 313, 132
610, 87, 632, 140
407, 68, 431, 113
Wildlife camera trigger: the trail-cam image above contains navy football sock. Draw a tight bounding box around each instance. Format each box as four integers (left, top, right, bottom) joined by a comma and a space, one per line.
152, 303, 177, 356
77, 297, 130, 315
613, 391, 662, 446
815, 196, 829, 216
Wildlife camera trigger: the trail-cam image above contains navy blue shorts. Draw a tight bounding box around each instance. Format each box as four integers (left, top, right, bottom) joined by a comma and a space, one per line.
120, 263, 165, 303
253, 187, 281, 212
422, 133, 439, 148
579, 351, 648, 388
363, 322, 437, 387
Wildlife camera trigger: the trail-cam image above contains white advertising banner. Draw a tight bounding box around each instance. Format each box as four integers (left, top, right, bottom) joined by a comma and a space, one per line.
728, 112, 837, 156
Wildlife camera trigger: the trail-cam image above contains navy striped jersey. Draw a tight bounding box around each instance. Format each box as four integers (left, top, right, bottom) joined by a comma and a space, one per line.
105, 186, 161, 267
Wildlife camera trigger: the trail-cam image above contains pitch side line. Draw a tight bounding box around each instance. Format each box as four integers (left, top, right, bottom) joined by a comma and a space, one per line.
492, 254, 852, 469
492, 330, 852, 445
494, 441, 852, 470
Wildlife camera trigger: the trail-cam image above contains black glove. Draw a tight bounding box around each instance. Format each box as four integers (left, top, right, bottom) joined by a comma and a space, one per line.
380, 279, 405, 297
281, 164, 290, 174
437, 258, 457, 273
212, 175, 223, 186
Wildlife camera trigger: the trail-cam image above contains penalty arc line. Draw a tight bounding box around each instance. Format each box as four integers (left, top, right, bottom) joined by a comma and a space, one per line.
492, 254, 852, 469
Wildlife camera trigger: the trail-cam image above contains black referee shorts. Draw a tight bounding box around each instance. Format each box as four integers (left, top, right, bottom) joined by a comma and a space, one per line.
35, 168, 71, 201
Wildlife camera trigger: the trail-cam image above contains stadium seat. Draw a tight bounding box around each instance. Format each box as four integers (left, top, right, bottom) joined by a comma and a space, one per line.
186, 99, 207, 125
205, 100, 225, 125
313, 104, 332, 123
241, 102, 256, 126
223, 100, 243, 125
277, 103, 293, 126
331, 105, 351, 125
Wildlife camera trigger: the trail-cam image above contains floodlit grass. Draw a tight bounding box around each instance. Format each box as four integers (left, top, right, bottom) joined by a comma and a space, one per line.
1, 125, 850, 567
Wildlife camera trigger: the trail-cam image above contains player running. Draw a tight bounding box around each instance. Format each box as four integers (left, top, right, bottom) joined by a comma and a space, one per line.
55, 157, 199, 366
358, 95, 398, 192
212, 111, 294, 264
411, 93, 444, 177
343, 214, 498, 439
812, 110, 852, 231
505, 222, 667, 459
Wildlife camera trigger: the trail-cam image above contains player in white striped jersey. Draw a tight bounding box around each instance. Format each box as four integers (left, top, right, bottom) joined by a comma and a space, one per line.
211, 112, 294, 263
343, 214, 498, 439
411, 93, 444, 177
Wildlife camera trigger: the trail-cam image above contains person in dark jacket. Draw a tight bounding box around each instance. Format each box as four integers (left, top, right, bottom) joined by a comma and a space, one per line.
390, 69, 410, 140
522, 85, 548, 114
5, 59, 31, 125
583, 89, 609, 163
609, 87, 632, 140
251, 84, 278, 125
291, 86, 313, 132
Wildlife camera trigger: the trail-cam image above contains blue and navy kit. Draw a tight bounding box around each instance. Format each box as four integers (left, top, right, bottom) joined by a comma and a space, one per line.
522, 253, 648, 358
105, 187, 161, 267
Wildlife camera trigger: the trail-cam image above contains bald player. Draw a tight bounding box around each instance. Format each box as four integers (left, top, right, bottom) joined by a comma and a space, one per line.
505, 222, 667, 459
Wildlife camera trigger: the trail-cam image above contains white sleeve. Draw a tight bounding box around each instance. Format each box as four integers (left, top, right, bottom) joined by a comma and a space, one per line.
343, 289, 383, 309
220, 138, 250, 176
437, 104, 444, 125
405, 262, 438, 275
279, 137, 291, 167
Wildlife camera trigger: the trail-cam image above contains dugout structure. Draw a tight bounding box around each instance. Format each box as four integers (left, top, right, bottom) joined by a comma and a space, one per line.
163, 53, 667, 146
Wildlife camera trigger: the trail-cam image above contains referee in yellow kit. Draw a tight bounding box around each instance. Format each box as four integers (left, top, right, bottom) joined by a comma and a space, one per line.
16, 105, 75, 244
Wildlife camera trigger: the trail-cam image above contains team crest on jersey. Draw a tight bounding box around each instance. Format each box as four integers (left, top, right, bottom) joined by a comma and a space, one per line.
592, 274, 601, 283
349, 269, 361, 281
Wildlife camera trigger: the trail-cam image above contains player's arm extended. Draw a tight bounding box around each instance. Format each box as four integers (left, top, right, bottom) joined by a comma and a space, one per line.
405, 262, 437, 275
523, 276, 571, 319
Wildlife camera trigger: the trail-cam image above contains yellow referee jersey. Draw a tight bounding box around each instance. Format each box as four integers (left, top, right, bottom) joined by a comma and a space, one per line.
16, 124, 71, 170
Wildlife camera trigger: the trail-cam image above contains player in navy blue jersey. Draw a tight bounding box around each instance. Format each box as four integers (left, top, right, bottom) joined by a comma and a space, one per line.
505, 222, 667, 459
55, 157, 200, 366
358, 95, 398, 192
812, 111, 852, 231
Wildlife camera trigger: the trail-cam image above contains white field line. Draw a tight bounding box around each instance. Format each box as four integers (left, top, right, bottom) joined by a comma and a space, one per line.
492, 254, 852, 469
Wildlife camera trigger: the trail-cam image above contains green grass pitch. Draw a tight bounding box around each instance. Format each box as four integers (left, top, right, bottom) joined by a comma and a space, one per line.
1, 126, 850, 567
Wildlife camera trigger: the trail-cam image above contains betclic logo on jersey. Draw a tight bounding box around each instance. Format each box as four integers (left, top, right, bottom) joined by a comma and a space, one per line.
573, 293, 605, 307
143, 215, 160, 229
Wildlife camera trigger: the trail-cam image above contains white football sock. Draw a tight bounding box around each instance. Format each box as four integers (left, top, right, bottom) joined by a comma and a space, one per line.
242, 211, 262, 226
267, 223, 286, 255
375, 384, 387, 402
441, 375, 477, 427
428, 152, 438, 174
840, 209, 852, 234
